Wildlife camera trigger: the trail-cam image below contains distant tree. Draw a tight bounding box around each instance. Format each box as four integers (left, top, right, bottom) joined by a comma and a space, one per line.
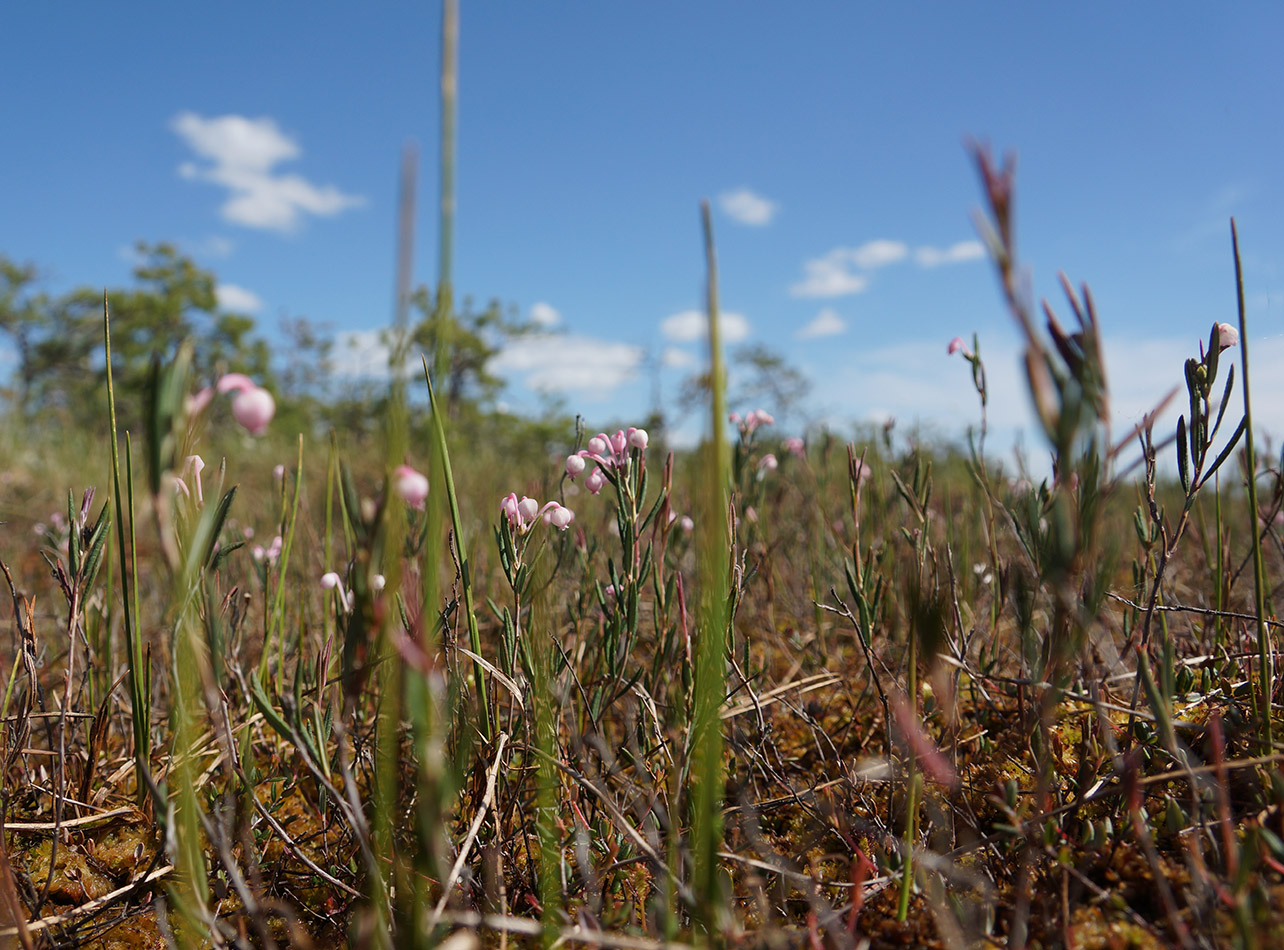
276, 314, 335, 400
0, 257, 49, 416
5, 242, 271, 425
409, 288, 541, 416
103, 242, 271, 390
678, 342, 811, 423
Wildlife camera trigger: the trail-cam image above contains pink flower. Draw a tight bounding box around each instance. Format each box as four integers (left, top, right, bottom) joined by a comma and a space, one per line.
947, 336, 972, 358
566, 454, 586, 477
231, 387, 275, 436
758, 453, 778, 472
783, 436, 805, 459
518, 496, 540, 524
186, 386, 214, 416
394, 464, 429, 510
610, 429, 628, 456
628, 427, 649, 450
273, 464, 286, 481
736, 409, 775, 435
185, 455, 206, 503
1217, 322, 1239, 351
253, 535, 283, 565
681, 515, 694, 533
542, 503, 575, 530
587, 435, 609, 457
216, 372, 257, 395
501, 493, 549, 532
321, 571, 353, 611
586, 466, 607, 495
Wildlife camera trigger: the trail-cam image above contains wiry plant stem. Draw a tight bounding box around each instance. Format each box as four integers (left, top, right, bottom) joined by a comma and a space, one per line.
1233, 220, 1272, 748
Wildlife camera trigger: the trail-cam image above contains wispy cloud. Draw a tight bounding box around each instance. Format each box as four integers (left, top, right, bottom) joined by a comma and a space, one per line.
172, 112, 364, 232
790, 241, 906, 298
216, 283, 263, 313
662, 346, 697, 368
529, 302, 561, 327
792, 239, 984, 297
660, 309, 751, 344
914, 240, 985, 268
718, 188, 778, 226
797, 307, 845, 339
493, 334, 645, 394
196, 235, 236, 258
852, 240, 910, 269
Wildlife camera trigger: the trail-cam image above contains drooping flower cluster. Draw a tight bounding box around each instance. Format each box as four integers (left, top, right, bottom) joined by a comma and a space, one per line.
666, 509, 695, 534
174, 454, 207, 503
500, 493, 575, 533
318, 571, 384, 614
729, 410, 774, 437
565, 427, 648, 495
783, 436, 806, 459
252, 534, 283, 566
320, 571, 354, 612
189, 373, 276, 436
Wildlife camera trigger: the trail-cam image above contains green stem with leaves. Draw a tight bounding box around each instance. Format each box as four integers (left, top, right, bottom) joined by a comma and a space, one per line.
1233, 221, 1272, 748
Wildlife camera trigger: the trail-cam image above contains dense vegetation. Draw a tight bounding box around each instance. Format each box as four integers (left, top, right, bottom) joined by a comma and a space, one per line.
3, 10, 1283, 947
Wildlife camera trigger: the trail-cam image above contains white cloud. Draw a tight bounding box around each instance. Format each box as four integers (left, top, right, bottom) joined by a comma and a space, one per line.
216, 283, 263, 313
201, 235, 236, 258
790, 241, 907, 298
530, 302, 561, 327
662, 346, 697, 368
914, 240, 986, 268
493, 334, 644, 394
793, 239, 987, 297
171, 112, 364, 232
660, 309, 750, 343
718, 188, 778, 226
790, 253, 869, 298
851, 240, 909, 270
797, 307, 845, 340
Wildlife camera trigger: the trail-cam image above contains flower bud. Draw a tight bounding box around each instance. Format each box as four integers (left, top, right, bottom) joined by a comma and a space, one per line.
1217, 322, 1239, 351
394, 464, 429, 510
500, 492, 521, 526
566, 454, 586, 477
518, 496, 540, 524
231, 387, 275, 436
545, 504, 575, 529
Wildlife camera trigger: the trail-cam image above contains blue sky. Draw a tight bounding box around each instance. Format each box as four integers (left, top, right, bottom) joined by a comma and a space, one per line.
3, 2, 1283, 457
